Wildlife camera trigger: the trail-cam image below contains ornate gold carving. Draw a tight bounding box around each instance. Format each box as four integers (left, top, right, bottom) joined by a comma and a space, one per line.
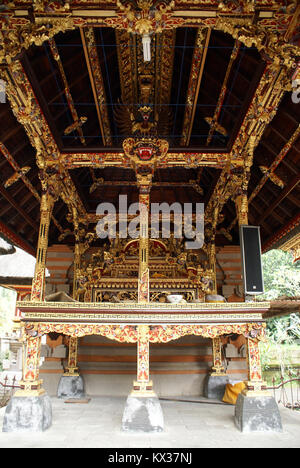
15, 331, 44, 396
49, 37, 87, 146
80, 27, 112, 146
4, 166, 31, 188
211, 337, 226, 376
181, 28, 210, 146
104, 0, 186, 34
65, 336, 80, 376
235, 193, 248, 226
0, 16, 76, 65
259, 165, 285, 189
31, 190, 56, 302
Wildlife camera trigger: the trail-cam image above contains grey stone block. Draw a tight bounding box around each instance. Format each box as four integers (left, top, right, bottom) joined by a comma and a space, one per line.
3, 393, 52, 432
235, 393, 282, 432
203, 374, 228, 400
122, 395, 164, 432
57, 375, 85, 399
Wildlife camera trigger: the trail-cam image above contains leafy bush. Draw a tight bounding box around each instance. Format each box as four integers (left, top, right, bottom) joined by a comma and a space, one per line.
261, 249, 300, 300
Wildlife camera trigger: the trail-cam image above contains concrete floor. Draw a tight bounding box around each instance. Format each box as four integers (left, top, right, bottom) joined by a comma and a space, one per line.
0, 396, 299, 448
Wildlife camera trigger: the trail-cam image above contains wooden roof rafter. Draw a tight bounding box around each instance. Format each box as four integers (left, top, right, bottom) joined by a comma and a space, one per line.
48, 37, 87, 146
0, 141, 64, 235
205, 39, 241, 147
2, 61, 87, 227
205, 63, 290, 235
180, 27, 211, 147
80, 26, 113, 146
227, 122, 300, 232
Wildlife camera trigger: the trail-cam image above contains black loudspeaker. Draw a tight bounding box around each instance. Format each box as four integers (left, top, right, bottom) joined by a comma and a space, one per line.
239, 225, 264, 295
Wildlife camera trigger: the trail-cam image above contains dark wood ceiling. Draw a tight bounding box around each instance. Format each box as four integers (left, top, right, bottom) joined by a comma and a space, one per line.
0, 25, 299, 254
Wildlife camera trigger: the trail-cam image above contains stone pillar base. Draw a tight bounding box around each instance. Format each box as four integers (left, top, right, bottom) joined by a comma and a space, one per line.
234, 393, 282, 432
3, 393, 52, 432
122, 393, 164, 433
57, 374, 85, 399
203, 374, 228, 400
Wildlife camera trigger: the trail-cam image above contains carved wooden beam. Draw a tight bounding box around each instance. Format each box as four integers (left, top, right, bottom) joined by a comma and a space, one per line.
0, 3, 299, 72
180, 28, 211, 147
206, 63, 290, 233
154, 29, 176, 108
205, 39, 241, 146
48, 37, 87, 146
80, 27, 113, 146
249, 123, 300, 204
115, 29, 138, 109
59, 151, 233, 169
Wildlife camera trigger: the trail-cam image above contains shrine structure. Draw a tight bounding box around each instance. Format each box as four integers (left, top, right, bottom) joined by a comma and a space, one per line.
0, 0, 299, 433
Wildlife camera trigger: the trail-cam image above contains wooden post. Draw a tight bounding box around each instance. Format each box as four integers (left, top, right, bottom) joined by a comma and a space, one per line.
211, 337, 226, 376
133, 325, 153, 393
16, 332, 44, 396
138, 191, 150, 304
243, 336, 269, 396
235, 193, 248, 226
65, 336, 80, 376
31, 191, 54, 302
208, 241, 217, 294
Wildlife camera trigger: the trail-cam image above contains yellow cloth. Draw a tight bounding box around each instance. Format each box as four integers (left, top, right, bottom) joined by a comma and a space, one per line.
222, 381, 246, 405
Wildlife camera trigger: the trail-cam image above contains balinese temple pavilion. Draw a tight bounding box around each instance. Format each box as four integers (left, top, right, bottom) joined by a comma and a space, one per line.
0, 0, 299, 433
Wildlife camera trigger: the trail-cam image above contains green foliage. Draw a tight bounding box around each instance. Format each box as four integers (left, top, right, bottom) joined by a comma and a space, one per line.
260, 313, 300, 382
0, 286, 16, 333
261, 249, 300, 300
259, 250, 300, 382
0, 351, 10, 372
267, 313, 300, 344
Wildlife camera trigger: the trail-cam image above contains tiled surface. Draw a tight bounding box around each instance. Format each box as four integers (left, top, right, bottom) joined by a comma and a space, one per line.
0, 396, 299, 448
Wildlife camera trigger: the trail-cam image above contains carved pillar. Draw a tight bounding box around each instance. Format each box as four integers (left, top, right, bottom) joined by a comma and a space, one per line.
208, 241, 217, 294
31, 191, 55, 301
65, 243, 81, 376
234, 333, 282, 433
235, 193, 248, 226
243, 336, 268, 395
138, 190, 150, 304
65, 336, 80, 376
133, 325, 153, 394
123, 323, 163, 432
204, 336, 227, 399
73, 242, 81, 300
16, 332, 44, 396
211, 337, 226, 376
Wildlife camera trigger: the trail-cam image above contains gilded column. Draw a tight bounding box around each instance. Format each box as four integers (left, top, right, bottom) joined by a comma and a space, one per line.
65, 336, 80, 376
138, 190, 150, 304
73, 242, 81, 300
64, 243, 81, 376
235, 193, 248, 226
133, 324, 154, 394
31, 191, 55, 302
211, 337, 226, 376
208, 241, 217, 294
16, 328, 44, 396
57, 240, 85, 397
243, 336, 269, 396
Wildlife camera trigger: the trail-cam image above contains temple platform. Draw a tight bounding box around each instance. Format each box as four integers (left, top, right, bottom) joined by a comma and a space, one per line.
0, 396, 299, 448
